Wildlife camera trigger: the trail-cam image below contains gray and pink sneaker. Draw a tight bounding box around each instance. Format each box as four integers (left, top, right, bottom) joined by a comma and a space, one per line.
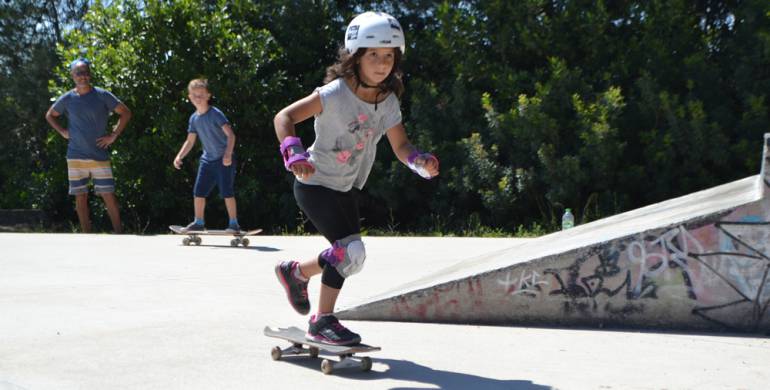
274, 261, 310, 315
306, 314, 361, 346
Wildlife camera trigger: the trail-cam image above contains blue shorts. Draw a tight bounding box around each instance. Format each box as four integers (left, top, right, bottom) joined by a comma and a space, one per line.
193, 157, 236, 198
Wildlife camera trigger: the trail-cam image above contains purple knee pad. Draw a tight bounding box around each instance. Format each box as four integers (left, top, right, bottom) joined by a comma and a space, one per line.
319, 235, 366, 278
280, 136, 312, 171
320, 241, 346, 267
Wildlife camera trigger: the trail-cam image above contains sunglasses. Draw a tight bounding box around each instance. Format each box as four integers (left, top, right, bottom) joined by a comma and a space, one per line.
73, 70, 91, 77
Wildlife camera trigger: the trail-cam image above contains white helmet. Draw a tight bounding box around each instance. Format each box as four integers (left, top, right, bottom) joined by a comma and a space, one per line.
345, 11, 405, 54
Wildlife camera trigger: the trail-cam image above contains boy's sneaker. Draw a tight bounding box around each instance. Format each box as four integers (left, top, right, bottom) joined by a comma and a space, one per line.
225, 223, 241, 233
306, 314, 361, 346
183, 221, 205, 232
274, 261, 310, 315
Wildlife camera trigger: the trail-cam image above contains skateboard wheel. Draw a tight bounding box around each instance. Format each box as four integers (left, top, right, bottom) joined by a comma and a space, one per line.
321, 359, 333, 375
309, 346, 319, 358
361, 356, 372, 371
230, 239, 238, 247
182, 237, 191, 246
194, 236, 202, 245
241, 238, 250, 247
271, 346, 282, 361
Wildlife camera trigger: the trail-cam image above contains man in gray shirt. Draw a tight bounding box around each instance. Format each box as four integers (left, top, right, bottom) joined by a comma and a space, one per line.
45, 58, 132, 233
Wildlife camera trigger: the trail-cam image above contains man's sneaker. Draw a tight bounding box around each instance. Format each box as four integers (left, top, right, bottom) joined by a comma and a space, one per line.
225, 223, 241, 233
183, 221, 205, 232
306, 314, 361, 346
274, 261, 310, 315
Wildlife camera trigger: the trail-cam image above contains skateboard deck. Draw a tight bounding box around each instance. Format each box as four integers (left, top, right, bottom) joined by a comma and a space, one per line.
263, 326, 380, 375
169, 225, 262, 247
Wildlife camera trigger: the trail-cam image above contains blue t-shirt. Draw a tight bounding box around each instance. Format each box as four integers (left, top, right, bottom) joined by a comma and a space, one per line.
52, 87, 121, 160
188, 106, 230, 161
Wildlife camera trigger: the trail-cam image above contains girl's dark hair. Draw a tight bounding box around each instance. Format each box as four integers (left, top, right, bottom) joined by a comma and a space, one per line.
324, 47, 404, 99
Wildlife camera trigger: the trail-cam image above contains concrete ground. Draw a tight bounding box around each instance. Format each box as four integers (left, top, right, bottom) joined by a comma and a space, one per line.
0, 233, 767, 390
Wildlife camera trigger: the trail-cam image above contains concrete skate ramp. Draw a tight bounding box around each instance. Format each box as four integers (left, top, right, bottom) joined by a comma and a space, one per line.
338, 135, 770, 333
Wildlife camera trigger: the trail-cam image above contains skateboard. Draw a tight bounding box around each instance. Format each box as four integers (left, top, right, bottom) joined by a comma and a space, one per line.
168, 225, 262, 247
263, 326, 380, 375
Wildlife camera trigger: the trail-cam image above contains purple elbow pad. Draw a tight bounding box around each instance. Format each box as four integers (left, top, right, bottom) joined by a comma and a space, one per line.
407, 150, 438, 179
280, 136, 311, 171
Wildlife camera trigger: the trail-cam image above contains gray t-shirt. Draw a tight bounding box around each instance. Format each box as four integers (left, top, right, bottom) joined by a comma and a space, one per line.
52, 87, 121, 160
300, 78, 402, 192
188, 106, 230, 161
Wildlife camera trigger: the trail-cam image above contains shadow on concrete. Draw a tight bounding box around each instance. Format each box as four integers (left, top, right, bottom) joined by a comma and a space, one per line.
374, 358, 551, 390
270, 357, 551, 389
176, 244, 281, 252
213, 245, 281, 252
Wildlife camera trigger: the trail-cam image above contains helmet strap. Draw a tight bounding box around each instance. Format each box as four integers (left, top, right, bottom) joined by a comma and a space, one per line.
354, 72, 379, 89
354, 72, 383, 111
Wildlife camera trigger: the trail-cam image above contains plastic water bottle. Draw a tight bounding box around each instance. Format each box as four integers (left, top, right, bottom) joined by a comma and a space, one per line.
562, 208, 575, 230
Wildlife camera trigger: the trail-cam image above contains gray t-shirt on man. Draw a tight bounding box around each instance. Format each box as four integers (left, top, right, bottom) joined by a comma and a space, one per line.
299, 78, 402, 192
52, 87, 121, 161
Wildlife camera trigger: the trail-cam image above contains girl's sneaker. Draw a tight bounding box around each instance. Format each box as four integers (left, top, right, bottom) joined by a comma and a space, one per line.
274, 261, 310, 314
306, 314, 361, 346
225, 223, 240, 233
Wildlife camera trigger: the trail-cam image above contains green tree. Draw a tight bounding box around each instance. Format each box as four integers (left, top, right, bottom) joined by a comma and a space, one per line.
51, 0, 295, 232
0, 0, 88, 226
4, 0, 768, 235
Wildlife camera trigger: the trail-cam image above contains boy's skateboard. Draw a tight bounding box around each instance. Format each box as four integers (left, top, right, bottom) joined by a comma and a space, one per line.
169, 225, 262, 247
263, 326, 380, 375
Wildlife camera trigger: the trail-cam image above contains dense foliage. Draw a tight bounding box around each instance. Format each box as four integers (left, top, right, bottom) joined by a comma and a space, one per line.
2, 0, 769, 234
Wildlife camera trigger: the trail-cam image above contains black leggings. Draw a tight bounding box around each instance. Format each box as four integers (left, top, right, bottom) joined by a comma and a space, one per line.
293, 180, 361, 289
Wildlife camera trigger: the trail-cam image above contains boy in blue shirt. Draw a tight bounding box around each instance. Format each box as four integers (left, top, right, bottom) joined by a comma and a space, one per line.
45, 58, 132, 233
173, 78, 240, 232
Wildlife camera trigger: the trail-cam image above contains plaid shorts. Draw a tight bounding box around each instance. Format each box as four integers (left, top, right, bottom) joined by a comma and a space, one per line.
67, 159, 115, 195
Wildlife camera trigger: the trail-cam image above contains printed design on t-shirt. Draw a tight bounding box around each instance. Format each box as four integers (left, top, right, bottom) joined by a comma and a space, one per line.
333, 113, 377, 165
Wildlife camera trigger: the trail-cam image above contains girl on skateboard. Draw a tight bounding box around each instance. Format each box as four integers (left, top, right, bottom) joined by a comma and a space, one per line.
273, 11, 439, 345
